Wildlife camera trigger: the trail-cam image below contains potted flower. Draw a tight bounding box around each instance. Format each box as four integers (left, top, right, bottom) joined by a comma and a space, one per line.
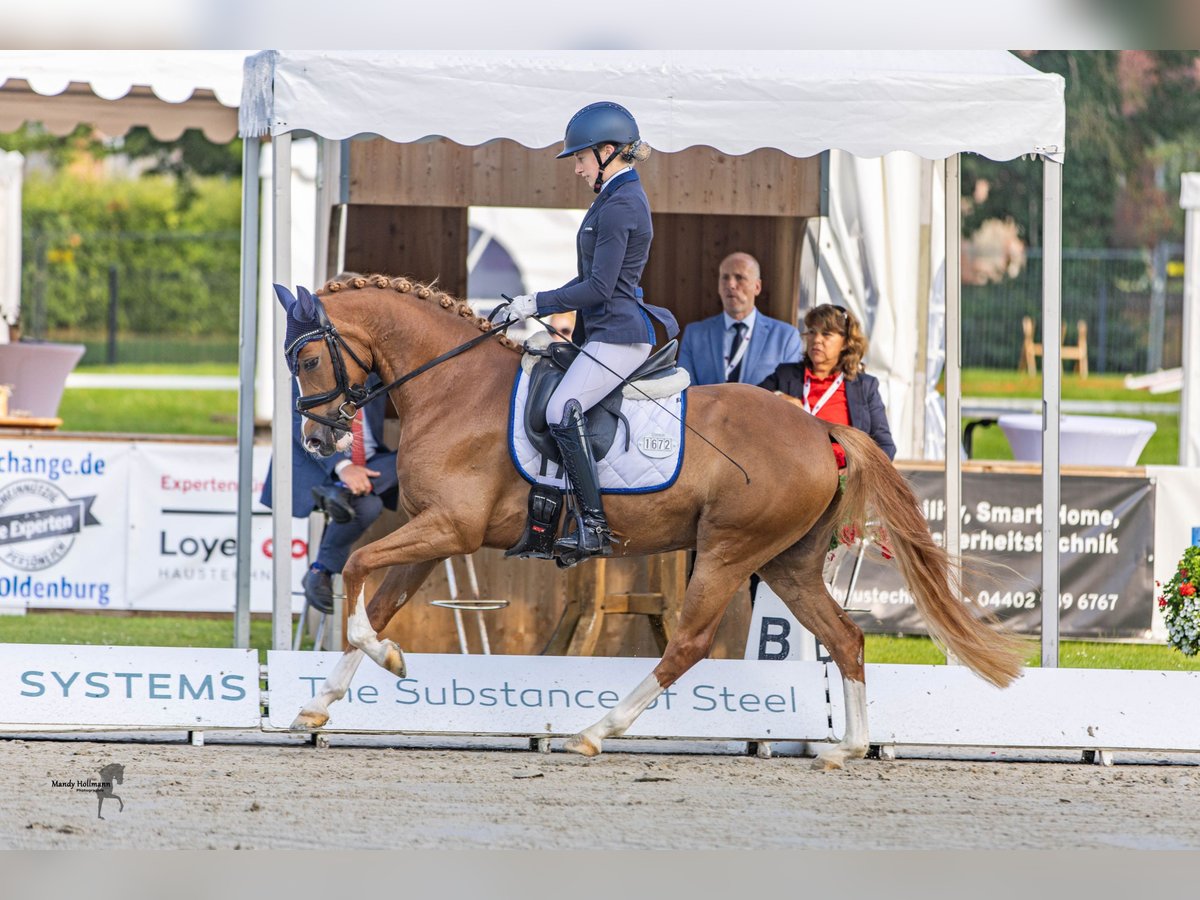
1160, 545, 1200, 656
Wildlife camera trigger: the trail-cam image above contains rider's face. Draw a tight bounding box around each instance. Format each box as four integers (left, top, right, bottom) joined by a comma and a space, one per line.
573, 145, 616, 189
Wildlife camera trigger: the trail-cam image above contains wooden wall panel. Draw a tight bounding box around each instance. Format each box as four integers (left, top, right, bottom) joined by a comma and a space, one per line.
642, 214, 806, 335
349, 138, 820, 218
342, 204, 468, 299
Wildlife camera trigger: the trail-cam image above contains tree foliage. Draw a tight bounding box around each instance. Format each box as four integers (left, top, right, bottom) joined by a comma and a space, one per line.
962, 50, 1200, 249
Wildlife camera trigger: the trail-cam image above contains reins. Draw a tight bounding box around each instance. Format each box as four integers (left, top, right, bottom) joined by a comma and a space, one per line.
294, 314, 516, 431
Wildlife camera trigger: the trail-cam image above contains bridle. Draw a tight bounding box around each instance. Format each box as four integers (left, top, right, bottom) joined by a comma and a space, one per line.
289, 299, 516, 432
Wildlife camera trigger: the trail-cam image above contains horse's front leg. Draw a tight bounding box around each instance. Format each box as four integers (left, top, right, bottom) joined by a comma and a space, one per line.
342, 512, 477, 676
291, 559, 439, 731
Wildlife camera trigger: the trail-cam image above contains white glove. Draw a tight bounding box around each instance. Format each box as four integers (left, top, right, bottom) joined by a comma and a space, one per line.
501, 293, 538, 322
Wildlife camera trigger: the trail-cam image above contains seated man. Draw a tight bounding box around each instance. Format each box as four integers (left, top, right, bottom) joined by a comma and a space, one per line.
261, 376, 398, 613
678, 251, 802, 387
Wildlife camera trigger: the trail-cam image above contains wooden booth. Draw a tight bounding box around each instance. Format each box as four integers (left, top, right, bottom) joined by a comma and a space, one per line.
333, 137, 822, 659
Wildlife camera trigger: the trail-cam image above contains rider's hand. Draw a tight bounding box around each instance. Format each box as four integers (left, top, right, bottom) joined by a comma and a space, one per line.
501, 294, 538, 322
339, 464, 379, 495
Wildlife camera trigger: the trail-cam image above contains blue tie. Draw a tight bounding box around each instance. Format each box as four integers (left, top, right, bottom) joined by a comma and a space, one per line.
727, 322, 748, 383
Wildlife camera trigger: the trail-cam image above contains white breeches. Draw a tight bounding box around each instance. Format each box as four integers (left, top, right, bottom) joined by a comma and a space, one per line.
546, 340, 652, 425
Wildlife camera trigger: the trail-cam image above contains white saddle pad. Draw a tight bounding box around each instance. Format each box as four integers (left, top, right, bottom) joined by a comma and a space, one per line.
507, 347, 690, 494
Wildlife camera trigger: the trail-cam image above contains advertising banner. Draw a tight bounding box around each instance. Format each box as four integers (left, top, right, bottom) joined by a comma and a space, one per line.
0, 644, 261, 728
0, 439, 308, 612
0, 440, 131, 610
126, 443, 308, 613
836, 470, 1156, 639
267, 651, 831, 741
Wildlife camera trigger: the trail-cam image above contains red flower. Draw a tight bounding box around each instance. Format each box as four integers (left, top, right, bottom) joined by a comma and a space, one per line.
1182, 569, 1191, 579
1159, 597, 1168, 609
1181, 582, 1197, 598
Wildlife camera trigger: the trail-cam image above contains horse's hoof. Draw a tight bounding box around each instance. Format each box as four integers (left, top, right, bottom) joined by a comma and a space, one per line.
290, 710, 329, 731
380, 640, 406, 677
564, 733, 601, 757
812, 751, 846, 771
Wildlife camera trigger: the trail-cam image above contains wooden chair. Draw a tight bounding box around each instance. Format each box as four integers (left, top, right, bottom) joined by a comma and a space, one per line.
1021, 315, 1088, 379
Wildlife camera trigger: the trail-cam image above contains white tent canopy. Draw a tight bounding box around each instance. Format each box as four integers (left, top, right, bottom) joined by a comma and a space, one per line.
240, 50, 1063, 162
0, 50, 244, 141
237, 50, 1067, 662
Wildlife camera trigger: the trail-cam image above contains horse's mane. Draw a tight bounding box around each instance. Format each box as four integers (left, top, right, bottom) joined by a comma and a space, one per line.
319, 273, 522, 354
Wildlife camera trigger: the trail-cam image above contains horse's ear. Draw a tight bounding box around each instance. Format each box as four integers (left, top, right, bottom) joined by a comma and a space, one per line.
273, 283, 298, 314
298, 285, 331, 328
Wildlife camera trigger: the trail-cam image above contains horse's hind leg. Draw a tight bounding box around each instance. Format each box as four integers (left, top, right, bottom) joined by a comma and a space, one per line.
564, 552, 747, 757
759, 535, 868, 771
291, 559, 437, 731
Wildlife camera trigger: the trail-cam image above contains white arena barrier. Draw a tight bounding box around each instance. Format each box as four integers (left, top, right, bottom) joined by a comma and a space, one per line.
830, 664, 1200, 752
0, 644, 261, 731
265, 651, 832, 741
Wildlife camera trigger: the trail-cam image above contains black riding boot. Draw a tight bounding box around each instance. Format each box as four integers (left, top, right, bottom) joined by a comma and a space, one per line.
549, 400, 613, 561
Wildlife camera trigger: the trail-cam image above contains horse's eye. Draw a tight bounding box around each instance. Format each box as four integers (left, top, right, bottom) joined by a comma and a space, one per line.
301, 357, 319, 372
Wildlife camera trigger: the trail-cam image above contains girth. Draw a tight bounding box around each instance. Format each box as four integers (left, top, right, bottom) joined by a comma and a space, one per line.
522, 338, 680, 473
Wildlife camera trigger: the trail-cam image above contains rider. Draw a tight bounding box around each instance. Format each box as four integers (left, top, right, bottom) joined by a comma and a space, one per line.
502, 101, 678, 560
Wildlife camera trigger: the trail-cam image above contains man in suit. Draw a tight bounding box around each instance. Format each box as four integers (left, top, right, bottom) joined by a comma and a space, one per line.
678, 252, 803, 387
261, 376, 398, 613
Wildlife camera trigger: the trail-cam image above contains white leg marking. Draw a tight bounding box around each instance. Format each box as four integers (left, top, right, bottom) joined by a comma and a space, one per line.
565, 672, 665, 757
815, 677, 869, 770
291, 648, 366, 729
347, 589, 407, 676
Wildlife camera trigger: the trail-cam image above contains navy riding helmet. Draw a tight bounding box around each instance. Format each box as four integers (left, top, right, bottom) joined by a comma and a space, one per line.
556, 101, 640, 159
558, 101, 640, 192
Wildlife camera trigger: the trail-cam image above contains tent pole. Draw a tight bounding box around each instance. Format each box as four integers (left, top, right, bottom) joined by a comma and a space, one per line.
271, 132, 294, 652
233, 137, 261, 650
911, 158, 933, 458
1041, 158, 1063, 668
943, 154, 962, 643
1179, 173, 1200, 467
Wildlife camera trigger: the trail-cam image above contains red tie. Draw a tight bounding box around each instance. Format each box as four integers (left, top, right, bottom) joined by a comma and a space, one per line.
350, 409, 366, 467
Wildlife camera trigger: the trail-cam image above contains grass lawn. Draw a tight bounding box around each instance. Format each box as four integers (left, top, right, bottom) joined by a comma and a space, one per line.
960, 368, 1180, 465
0, 612, 1195, 671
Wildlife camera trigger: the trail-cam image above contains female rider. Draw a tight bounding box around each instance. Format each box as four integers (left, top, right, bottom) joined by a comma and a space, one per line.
502, 101, 678, 560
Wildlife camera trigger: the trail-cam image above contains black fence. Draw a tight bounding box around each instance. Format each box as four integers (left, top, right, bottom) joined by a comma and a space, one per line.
962, 244, 1184, 374
20, 230, 241, 366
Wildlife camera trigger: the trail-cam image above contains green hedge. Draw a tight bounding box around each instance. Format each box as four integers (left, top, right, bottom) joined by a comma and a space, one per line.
20, 173, 242, 346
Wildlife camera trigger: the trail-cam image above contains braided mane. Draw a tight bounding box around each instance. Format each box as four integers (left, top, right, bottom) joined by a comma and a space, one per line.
319, 273, 522, 354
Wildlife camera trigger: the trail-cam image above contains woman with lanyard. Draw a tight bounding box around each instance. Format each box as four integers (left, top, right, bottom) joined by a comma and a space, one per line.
500, 101, 679, 560
759, 303, 896, 459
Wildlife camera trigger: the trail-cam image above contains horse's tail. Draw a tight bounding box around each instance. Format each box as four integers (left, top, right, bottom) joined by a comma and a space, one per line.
828, 425, 1025, 688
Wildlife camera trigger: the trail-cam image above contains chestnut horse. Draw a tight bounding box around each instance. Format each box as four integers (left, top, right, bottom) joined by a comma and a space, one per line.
282, 274, 1024, 769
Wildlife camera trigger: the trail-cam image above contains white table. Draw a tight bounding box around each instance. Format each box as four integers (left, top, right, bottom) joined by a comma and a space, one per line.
997, 414, 1157, 466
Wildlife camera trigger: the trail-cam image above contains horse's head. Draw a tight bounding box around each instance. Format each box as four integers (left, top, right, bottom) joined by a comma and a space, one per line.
275, 283, 374, 458
100, 763, 124, 784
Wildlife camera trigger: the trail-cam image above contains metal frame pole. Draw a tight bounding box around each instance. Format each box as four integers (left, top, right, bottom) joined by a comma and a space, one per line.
1179, 173, 1200, 467
944, 155, 962, 594
271, 132, 294, 651
1041, 158, 1064, 668
234, 137, 261, 650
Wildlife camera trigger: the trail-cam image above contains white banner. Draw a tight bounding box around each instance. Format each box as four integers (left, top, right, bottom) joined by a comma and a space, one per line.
0, 439, 308, 612
831, 664, 1200, 751
267, 651, 832, 741
0, 644, 261, 729
126, 442, 308, 613
0, 440, 131, 610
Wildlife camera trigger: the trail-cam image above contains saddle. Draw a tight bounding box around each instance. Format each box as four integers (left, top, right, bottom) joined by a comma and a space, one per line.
522, 338, 681, 475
